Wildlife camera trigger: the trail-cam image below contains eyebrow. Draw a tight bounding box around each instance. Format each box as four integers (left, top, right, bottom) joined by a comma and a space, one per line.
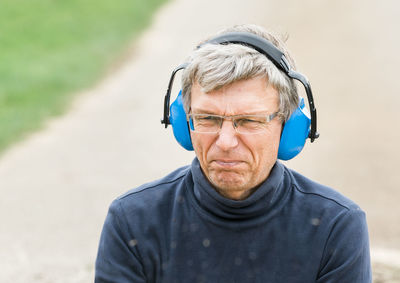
190, 108, 273, 115
190, 108, 218, 114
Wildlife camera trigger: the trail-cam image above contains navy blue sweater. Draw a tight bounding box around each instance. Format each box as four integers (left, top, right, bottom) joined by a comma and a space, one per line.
95, 159, 371, 282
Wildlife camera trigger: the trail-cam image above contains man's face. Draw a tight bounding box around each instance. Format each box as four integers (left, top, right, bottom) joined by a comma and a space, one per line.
190, 77, 282, 200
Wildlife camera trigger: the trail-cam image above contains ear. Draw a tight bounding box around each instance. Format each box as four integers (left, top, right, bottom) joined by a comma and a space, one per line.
169, 90, 194, 150
278, 97, 311, 160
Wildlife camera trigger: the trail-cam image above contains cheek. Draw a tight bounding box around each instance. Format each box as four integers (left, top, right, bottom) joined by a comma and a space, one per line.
249, 141, 277, 164
191, 133, 213, 160
243, 126, 282, 162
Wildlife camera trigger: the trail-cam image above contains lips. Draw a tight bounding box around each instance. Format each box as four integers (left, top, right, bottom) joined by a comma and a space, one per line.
213, 159, 244, 168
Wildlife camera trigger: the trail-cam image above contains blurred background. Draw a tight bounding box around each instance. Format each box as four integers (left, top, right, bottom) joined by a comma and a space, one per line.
0, 0, 399, 282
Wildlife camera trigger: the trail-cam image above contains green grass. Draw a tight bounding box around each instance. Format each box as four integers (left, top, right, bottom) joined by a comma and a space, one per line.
0, 0, 167, 153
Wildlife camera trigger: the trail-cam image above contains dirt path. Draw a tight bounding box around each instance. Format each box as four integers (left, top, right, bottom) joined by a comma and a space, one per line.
1, 0, 399, 282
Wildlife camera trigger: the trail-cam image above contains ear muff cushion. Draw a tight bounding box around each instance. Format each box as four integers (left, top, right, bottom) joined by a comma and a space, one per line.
278, 97, 311, 160
170, 91, 194, 150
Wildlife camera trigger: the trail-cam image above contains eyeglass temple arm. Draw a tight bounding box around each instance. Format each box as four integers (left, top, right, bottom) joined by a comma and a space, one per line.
161, 63, 188, 128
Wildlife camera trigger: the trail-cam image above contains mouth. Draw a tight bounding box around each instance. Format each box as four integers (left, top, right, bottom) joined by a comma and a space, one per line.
213, 159, 244, 168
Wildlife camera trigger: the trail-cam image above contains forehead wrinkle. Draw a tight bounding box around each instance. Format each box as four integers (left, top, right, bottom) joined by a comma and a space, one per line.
218, 89, 276, 115
192, 77, 279, 115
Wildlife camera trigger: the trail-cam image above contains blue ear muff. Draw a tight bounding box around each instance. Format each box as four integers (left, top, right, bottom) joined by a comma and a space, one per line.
169, 90, 194, 150
278, 97, 311, 160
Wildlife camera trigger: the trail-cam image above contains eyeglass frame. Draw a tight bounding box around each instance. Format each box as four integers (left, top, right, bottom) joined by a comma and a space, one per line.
186, 112, 280, 135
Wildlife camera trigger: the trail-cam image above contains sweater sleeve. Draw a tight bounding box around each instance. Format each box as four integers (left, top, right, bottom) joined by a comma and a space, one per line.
95, 199, 147, 283
317, 208, 372, 283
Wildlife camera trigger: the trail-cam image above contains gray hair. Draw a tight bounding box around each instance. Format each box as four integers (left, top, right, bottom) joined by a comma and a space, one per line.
181, 24, 299, 122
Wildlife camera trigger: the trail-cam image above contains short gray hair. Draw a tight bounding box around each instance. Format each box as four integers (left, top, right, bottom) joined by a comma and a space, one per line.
181, 24, 299, 121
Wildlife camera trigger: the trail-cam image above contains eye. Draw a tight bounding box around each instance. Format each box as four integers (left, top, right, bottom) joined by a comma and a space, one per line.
193, 114, 220, 126
235, 116, 267, 130
198, 115, 216, 121
236, 117, 263, 126
195, 115, 218, 121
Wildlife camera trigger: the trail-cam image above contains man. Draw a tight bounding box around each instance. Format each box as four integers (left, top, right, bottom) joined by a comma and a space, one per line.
95, 24, 371, 282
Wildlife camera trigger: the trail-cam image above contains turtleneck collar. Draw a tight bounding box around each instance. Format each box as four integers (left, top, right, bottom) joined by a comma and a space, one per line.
185, 158, 288, 229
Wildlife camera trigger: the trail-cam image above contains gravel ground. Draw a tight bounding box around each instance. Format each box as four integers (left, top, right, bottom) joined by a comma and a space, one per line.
373, 263, 400, 283
0, 0, 399, 282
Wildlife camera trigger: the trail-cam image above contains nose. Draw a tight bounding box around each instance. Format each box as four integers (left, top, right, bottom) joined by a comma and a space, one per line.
215, 119, 238, 151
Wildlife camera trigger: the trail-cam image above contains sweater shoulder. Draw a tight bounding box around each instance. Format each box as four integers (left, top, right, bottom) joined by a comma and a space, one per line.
113, 164, 190, 208
285, 166, 361, 212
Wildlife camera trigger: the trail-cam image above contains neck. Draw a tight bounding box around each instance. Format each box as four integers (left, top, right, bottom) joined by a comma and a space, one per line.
188, 158, 286, 229
203, 172, 270, 200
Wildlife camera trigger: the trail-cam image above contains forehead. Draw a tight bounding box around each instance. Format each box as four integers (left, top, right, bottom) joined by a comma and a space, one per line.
190, 77, 279, 114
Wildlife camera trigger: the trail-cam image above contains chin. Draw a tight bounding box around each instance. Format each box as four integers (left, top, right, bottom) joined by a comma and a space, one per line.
209, 171, 249, 191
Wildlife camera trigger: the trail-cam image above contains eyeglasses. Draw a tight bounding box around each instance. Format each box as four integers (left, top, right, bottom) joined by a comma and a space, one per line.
187, 112, 279, 135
